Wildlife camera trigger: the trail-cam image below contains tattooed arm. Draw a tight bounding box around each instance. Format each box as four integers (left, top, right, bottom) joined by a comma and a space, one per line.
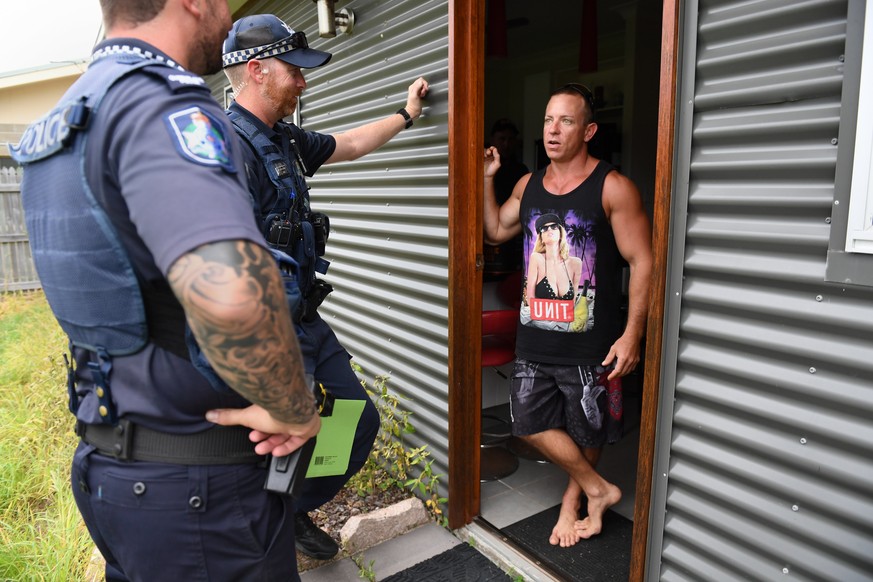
168, 239, 320, 455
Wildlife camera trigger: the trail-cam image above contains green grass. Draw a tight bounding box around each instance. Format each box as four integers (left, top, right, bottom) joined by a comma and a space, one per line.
0, 291, 93, 581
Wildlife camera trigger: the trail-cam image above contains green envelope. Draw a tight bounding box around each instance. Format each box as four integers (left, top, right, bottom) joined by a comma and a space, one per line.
305, 398, 366, 478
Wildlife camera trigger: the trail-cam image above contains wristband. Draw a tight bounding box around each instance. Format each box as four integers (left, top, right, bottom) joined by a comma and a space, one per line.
396, 107, 413, 129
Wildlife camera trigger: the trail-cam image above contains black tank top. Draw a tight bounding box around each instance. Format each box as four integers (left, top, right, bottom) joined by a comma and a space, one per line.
515, 160, 624, 365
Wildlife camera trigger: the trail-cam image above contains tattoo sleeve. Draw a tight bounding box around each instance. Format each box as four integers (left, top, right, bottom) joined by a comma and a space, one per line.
168, 240, 315, 425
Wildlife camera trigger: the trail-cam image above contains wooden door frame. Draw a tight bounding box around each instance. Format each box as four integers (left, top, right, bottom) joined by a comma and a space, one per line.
446, 2, 681, 581
629, 0, 679, 579
447, 0, 485, 529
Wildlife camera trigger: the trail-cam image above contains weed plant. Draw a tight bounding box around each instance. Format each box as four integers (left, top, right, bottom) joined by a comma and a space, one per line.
0, 291, 92, 580
348, 364, 448, 527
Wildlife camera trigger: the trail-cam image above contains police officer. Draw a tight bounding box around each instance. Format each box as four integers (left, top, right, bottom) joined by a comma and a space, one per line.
11, 1, 318, 580
218, 14, 429, 559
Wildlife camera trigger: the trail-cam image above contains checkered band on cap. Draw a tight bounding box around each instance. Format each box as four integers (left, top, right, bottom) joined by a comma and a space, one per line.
222, 39, 282, 67
222, 36, 298, 67
222, 47, 261, 67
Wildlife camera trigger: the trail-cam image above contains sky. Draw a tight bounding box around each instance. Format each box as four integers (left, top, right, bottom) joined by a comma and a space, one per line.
0, 1, 103, 75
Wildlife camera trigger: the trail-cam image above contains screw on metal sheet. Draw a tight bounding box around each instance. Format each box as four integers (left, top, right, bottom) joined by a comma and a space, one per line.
800, 438, 807, 444
831, 138, 838, 145
809, 367, 816, 374
825, 217, 831, 224
839, 54, 845, 62
783, 567, 790, 574
815, 295, 823, 302
792, 505, 799, 511
835, 200, 840, 205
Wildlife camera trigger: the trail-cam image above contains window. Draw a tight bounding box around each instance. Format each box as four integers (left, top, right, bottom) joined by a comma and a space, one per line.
825, 0, 873, 285
844, 0, 873, 255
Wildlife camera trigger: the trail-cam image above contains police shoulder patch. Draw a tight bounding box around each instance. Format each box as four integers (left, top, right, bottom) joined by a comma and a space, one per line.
164, 106, 236, 172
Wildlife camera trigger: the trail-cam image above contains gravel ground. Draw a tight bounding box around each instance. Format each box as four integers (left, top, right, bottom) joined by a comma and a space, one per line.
296, 482, 414, 572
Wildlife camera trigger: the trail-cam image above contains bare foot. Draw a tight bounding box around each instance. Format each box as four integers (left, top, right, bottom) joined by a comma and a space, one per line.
575, 483, 621, 539
549, 501, 582, 547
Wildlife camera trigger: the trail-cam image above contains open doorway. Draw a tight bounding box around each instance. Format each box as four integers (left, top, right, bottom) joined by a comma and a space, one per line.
478, 0, 662, 578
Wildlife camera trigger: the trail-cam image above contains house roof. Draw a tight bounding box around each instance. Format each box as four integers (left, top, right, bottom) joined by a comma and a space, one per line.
0, 60, 89, 90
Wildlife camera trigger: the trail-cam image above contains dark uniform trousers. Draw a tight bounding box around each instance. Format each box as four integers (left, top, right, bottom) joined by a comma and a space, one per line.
72, 443, 299, 581
294, 312, 380, 513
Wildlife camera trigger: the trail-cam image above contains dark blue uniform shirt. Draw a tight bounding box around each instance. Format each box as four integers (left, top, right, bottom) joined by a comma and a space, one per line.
226, 101, 336, 216
75, 39, 267, 432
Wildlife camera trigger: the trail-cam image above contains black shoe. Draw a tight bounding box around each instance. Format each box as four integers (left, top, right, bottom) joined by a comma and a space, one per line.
294, 512, 339, 560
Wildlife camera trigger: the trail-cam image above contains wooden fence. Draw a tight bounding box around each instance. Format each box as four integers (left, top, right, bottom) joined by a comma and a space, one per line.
0, 167, 40, 291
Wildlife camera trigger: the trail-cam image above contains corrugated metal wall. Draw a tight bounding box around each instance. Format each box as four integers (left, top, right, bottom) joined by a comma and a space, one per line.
207, 0, 452, 484
652, 0, 873, 580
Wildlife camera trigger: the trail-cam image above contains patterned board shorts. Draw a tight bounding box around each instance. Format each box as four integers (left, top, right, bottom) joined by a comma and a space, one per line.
509, 358, 623, 449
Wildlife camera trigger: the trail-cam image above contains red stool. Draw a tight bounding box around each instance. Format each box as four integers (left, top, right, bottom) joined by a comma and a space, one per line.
482, 309, 517, 368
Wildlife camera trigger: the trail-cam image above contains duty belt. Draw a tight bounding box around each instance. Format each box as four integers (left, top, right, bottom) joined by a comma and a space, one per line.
77, 419, 264, 464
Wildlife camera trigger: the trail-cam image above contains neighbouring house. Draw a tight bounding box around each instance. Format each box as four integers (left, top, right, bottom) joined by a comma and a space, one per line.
0, 61, 90, 165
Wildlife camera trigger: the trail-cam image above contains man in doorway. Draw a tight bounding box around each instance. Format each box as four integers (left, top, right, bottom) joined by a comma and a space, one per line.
221, 14, 429, 560
483, 83, 652, 546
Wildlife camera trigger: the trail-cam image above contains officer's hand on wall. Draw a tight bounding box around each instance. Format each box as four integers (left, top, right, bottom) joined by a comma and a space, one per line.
405, 77, 429, 120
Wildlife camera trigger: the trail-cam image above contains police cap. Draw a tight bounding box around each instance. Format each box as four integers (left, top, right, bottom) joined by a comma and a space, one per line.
222, 14, 332, 69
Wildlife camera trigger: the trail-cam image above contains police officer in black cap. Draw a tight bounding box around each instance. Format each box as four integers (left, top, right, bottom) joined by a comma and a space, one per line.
216, 14, 428, 560
11, 1, 319, 580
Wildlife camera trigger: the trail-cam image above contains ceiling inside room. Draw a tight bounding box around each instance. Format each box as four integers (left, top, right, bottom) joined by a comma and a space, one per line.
493, 0, 628, 59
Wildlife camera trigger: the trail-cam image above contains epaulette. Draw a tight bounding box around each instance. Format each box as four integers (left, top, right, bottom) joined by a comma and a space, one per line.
142, 64, 210, 93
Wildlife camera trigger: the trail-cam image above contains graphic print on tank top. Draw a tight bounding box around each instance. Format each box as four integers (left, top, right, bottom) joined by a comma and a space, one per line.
520, 209, 596, 333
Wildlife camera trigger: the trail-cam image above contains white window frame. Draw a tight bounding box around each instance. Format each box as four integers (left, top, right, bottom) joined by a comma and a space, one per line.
845, 0, 873, 254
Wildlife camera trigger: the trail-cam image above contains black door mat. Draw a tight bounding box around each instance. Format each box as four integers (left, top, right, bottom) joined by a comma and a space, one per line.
502, 504, 632, 582
382, 543, 511, 582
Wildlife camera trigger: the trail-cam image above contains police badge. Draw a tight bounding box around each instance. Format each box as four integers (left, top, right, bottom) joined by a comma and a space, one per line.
164, 106, 235, 172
